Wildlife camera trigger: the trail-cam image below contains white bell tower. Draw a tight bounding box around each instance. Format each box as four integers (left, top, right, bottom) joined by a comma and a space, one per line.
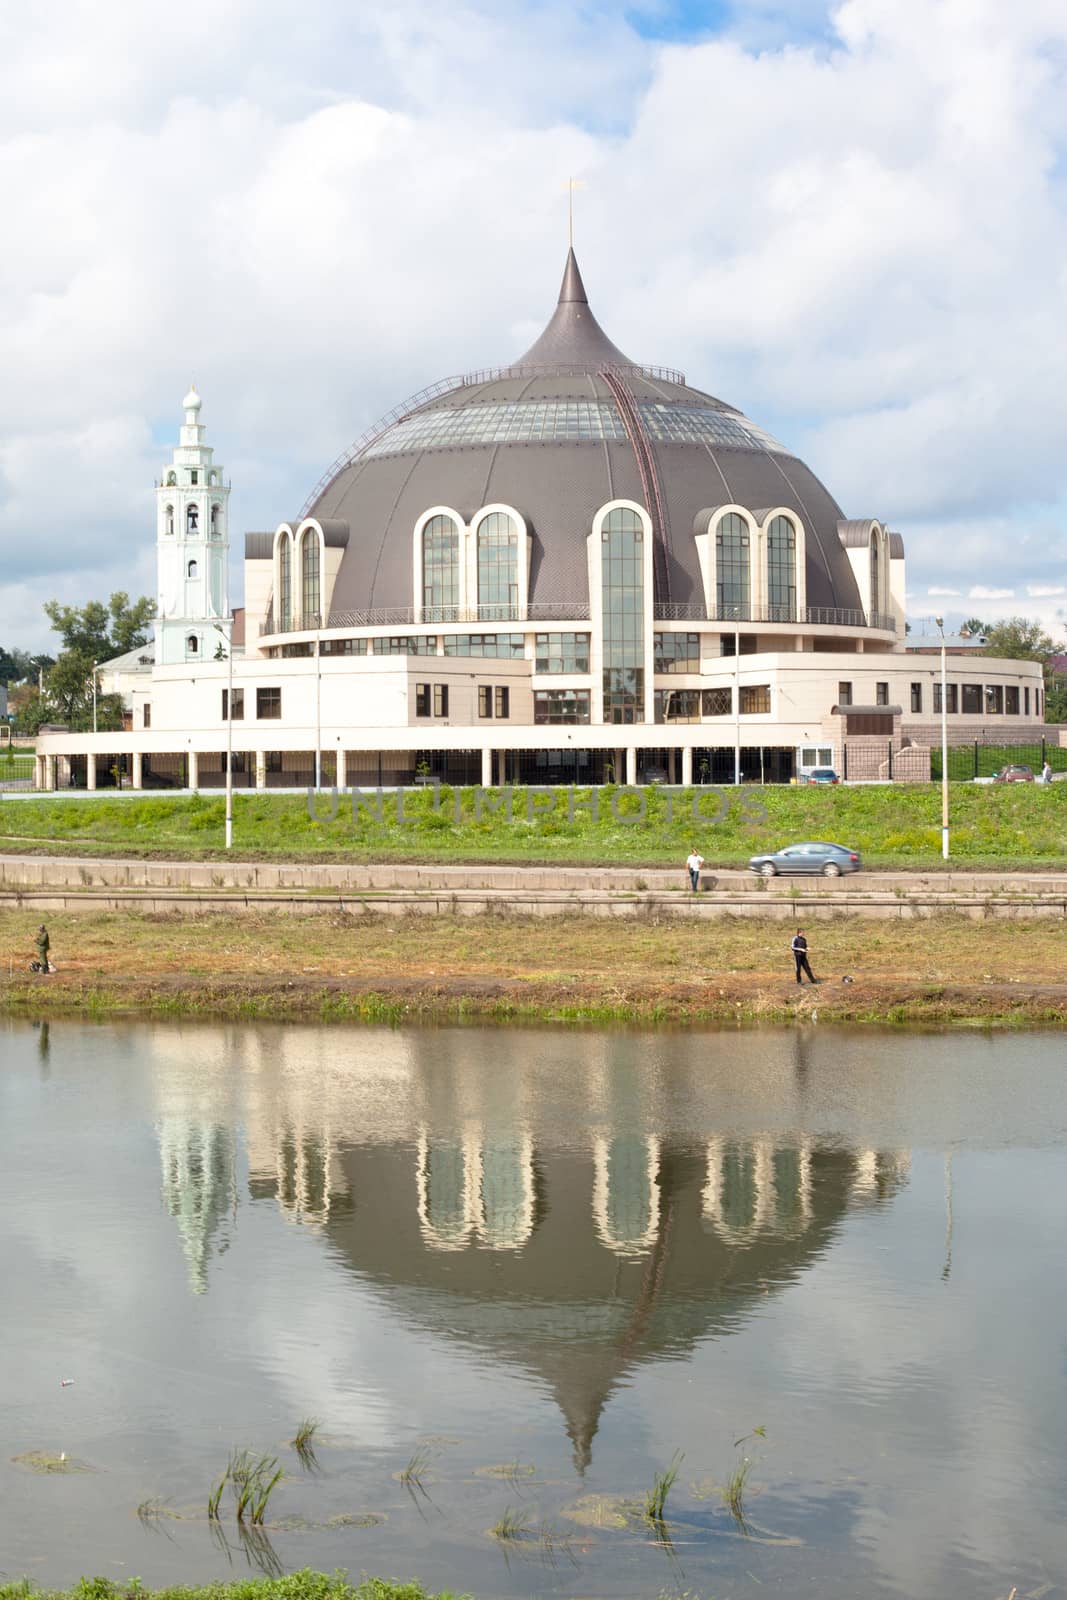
156, 387, 231, 667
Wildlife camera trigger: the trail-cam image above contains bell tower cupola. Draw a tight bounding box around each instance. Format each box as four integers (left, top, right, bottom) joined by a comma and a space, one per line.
155, 386, 231, 666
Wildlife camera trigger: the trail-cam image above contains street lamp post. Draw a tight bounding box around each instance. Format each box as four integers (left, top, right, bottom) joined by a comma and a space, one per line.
733, 626, 741, 785
92, 662, 98, 735
315, 627, 321, 791
213, 622, 233, 850
939, 635, 950, 859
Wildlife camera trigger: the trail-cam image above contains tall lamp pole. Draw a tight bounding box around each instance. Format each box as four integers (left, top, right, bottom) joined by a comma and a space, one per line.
935, 617, 949, 860
92, 662, 98, 734
734, 625, 741, 786
315, 626, 322, 791
213, 622, 233, 850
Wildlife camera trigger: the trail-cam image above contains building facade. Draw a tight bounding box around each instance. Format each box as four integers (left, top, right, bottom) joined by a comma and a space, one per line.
35, 251, 1043, 791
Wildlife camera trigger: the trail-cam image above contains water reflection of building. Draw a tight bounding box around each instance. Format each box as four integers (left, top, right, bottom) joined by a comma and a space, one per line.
148, 1025, 910, 1462
158, 1121, 237, 1294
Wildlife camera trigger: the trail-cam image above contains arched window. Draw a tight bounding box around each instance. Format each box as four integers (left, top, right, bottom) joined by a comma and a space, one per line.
601, 505, 645, 724
476, 512, 519, 619
301, 533, 320, 624
716, 513, 749, 619
166, 471, 176, 486
422, 514, 460, 621
186, 503, 199, 534
187, 559, 198, 579
767, 516, 796, 621
870, 535, 880, 618
165, 504, 174, 536
187, 634, 199, 655
210, 503, 221, 537
279, 536, 292, 631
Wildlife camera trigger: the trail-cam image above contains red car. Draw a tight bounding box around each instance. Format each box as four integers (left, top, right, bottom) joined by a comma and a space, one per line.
994, 765, 1034, 783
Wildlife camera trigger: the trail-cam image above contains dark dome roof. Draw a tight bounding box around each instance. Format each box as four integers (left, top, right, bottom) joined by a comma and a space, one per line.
307, 251, 863, 616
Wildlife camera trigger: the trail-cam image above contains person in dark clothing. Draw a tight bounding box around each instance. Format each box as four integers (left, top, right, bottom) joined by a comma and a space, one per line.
35, 924, 51, 974
791, 928, 818, 985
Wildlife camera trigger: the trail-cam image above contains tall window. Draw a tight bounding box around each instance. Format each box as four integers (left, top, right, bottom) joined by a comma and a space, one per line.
210, 504, 221, 537
187, 503, 199, 534
422, 514, 460, 620
301, 534, 320, 624
187, 559, 198, 579
870, 536, 880, 615
477, 512, 519, 619
279, 537, 292, 631
601, 507, 644, 724
767, 516, 796, 621
165, 504, 174, 536
715, 514, 749, 619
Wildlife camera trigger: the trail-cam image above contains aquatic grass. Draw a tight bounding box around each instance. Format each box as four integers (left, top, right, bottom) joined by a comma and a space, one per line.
644, 1450, 684, 1524
399, 1443, 436, 1487
291, 1416, 321, 1471
490, 1505, 531, 1541
724, 1425, 766, 1530
0, 1578, 473, 1600
208, 1447, 283, 1525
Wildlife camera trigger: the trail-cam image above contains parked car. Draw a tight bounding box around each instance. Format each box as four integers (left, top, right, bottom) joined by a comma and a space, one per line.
805, 768, 840, 784
748, 841, 862, 878
993, 764, 1034, 783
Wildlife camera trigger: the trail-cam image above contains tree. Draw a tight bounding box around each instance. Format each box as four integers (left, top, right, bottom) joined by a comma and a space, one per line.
961, 616, 988, 638
34, 591, 155, 732
981, 615, 1067, 725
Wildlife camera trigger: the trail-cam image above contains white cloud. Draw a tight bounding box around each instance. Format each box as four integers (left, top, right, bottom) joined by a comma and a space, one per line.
927, 586, 962, 597
969, 586, 1015, 600
3, 0, 1067, 648
1027, 583, 1065, 597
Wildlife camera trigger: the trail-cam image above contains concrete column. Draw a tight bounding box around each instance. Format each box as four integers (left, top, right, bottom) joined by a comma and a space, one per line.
132, 752, 143, 790
34, 755, 43, 790
336, 748, 347, 789
626, 747, 637, 786
47, 756, 57, 791
86, 753, 97, 791
481, 747, 493, 786
187, 750, 199, 791
667, 748, 677, 784
255, 752, 266, 791
681, 747, 693, 787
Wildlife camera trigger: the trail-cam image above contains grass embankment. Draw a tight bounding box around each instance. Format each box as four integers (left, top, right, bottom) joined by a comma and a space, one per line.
0, 1575, 466, 1600
5, 909, 1067, 1025
2, 783, 1067, 868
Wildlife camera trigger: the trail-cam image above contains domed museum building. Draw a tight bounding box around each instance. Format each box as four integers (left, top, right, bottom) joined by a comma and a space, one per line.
36, 251, 1043, 792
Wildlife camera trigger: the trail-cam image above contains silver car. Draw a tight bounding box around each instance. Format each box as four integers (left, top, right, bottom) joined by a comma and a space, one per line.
748, 841, 862, 878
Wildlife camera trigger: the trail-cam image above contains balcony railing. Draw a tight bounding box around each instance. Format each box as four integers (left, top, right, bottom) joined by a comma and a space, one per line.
260, 601, 896, 638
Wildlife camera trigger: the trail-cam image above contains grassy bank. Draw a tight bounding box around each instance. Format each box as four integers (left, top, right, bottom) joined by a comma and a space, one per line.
0, 1575, 467, 1600
5, 909, 1067, 1025
2, 782, 1067, 868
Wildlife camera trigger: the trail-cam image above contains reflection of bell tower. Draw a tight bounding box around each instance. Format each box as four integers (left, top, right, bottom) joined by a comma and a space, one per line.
155, 386, 231, 667
159, 1120, 237, 1294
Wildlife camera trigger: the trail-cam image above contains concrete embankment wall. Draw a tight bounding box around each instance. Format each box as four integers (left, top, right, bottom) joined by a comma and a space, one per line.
2, 854, 1067, 917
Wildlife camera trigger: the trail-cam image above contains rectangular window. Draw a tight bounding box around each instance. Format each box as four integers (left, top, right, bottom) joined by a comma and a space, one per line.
910, 682, 922, 713
415, 683, 430, 717
256, 687, 281, 719
320, 638, 368, 655
494, 686, 509, 718
653, 632, 700, 674
222, 688, 245, 721
654, 688, 701, 723
934, 682, 960, 714
374, 635, 437, 655
1025, 686, 1031, 715
534, 631, 590, 673
265, 751, 282, 772
444, 633, 524, 658
838, 681, 853, 706
433, 683, 449, 717
720, 634, 757, 656
984, 684, 1003, 714
533, 689, 591, 724
478, 685, 492, 718
701, 687, 731, 717
142, 703, 151, 729
191, 470, 198, 485
961, 683, 982, 714
739, 684, 771, 714
1005, 685, 1020, 715
876, 682, 889, 706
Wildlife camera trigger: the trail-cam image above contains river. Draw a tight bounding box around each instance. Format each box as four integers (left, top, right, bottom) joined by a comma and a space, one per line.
2, 1019, 1065, 1597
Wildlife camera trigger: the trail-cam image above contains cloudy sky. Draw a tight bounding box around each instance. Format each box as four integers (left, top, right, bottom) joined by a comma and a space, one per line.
3, 0, 1067, 651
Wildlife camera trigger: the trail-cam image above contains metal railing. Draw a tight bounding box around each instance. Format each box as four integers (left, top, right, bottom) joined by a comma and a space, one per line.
296, 361, 688, 517
261, 600, 896, 638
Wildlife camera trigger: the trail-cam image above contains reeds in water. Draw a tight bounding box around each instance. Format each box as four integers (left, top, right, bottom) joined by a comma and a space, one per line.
643, 1451, 683, 1524
291, 1416, 321, 1471
207, 1448, 282, 1525
491, 1505, 531, 1541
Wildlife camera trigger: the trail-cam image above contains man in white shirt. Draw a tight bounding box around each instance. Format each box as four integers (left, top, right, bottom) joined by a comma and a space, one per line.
686, 848, 705, 893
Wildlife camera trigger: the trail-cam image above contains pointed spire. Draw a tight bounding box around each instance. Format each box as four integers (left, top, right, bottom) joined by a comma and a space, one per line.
513, 248, 636, 371
558, 247, 588, 305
